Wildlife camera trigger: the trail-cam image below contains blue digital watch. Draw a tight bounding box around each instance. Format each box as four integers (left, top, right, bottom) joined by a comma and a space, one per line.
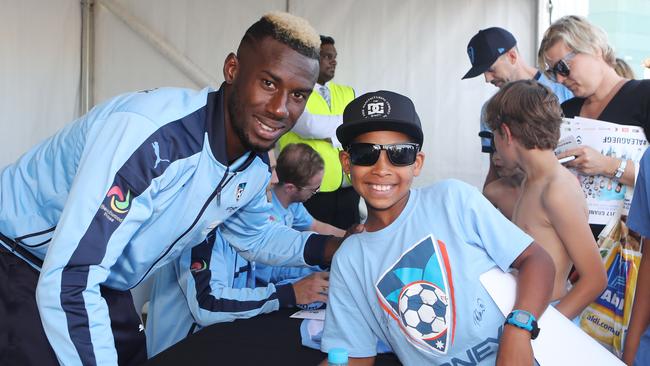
505, 309, 540, 339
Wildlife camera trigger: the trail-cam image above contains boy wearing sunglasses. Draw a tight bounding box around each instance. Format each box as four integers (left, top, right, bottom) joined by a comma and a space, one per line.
320, 90, 556, 365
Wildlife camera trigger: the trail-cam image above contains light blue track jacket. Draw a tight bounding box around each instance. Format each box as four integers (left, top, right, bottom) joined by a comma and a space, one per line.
0, 86, 327, 365
146, 229, 317, 357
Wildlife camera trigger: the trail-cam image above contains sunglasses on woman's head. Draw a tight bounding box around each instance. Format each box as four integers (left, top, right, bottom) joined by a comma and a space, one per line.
346, 143, 420, 166
547, 51, 576, 82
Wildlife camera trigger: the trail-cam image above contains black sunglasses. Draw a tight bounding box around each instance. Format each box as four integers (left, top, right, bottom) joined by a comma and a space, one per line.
546, 51, 576, 82
346, 143, 420, 166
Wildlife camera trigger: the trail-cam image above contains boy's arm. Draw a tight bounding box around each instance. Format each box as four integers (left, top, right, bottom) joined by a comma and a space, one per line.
321, 244, 379, 360
544, 181, 607, 319
310, 219, 346, 237
497, 242, 555, 366
623, 239, 650, 365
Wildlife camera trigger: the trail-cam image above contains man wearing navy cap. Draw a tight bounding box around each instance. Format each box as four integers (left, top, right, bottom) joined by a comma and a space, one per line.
462, 27, 572, 186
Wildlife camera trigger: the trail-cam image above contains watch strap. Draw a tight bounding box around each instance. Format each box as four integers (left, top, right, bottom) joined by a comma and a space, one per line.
614, 159, 627, 180
505, 309, 540, 340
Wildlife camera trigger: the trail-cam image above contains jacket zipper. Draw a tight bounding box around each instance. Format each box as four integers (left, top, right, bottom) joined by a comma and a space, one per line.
131, 169, 238, 289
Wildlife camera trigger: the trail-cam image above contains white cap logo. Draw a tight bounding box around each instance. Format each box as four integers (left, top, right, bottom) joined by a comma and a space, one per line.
362, 96, 391, 118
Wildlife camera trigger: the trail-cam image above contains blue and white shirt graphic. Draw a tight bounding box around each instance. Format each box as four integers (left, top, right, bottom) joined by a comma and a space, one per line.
376, 235, 455, 355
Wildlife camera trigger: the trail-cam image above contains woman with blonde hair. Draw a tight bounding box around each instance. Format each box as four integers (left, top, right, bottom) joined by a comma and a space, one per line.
539, 15, 650, 236
614, 57, 635, 79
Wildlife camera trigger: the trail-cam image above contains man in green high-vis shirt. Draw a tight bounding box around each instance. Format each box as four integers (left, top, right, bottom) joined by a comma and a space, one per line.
278, 35, 358, 229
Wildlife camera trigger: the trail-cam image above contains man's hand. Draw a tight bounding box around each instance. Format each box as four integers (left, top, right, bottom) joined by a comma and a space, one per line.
496, 324, 534, 366
293, 272, 329, 305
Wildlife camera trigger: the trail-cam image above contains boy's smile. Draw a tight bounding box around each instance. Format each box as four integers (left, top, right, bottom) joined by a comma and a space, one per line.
341, 130, 424, 231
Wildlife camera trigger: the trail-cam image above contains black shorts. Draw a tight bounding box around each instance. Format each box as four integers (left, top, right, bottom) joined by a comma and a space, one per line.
0, 246, 147, 365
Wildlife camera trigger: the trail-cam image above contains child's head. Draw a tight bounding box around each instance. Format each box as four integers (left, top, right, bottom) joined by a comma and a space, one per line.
484, 80, 562, 163
275, 143, 324, 202
336, 91, 425, 215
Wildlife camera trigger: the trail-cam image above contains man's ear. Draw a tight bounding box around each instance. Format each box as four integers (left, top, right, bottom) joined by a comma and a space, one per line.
340, 150, 351, 174
223, 53, 239, 84
282, 182, 299, 193
505, 48, 518, 65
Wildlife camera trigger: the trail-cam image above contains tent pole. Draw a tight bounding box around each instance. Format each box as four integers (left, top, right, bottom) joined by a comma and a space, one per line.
80, 0, 95, 114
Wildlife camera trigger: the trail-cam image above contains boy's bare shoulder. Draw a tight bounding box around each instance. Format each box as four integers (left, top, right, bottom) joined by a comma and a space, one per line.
542, 168, 586, 213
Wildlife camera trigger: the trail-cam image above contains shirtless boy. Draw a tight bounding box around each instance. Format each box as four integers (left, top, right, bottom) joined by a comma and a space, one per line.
485, 80, 607, 320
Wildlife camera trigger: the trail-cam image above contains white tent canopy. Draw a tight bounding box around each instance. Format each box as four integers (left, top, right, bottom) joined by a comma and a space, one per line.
0, 0, 539, 188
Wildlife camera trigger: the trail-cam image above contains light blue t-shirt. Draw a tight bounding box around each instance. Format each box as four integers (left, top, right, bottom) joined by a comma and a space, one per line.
321, 180, 533, 365
479, 71, 573, 152
268, 189, 314, 230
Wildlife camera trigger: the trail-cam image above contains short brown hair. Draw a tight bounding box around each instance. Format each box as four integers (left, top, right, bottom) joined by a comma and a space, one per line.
276, 143, 324, 187
485, 80, 562, 150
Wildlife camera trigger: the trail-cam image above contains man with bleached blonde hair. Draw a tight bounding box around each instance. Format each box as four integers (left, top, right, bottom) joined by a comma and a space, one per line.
0, 11, 348, 366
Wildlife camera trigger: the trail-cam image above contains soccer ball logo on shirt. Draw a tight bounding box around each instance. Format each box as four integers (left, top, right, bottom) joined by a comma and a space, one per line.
375, 235, 455, 355
398, 281, 449, 347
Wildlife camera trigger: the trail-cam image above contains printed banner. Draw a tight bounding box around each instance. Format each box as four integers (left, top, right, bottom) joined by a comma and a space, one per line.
557, 117, 648, 225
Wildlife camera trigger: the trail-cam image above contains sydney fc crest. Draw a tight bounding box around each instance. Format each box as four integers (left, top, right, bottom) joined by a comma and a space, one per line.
376, 235, 455, 354
236, 183, 247, 201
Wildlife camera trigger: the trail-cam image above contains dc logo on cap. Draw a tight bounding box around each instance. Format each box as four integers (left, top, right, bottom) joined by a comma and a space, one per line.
362, 96, 391, 118
467, 46, 475, 64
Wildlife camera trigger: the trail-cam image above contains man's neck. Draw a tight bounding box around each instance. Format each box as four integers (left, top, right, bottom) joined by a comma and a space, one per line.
516, 63, 539, 81
222, 88, 247, 162
317, 78, 331, 86
272, 185, 293, 208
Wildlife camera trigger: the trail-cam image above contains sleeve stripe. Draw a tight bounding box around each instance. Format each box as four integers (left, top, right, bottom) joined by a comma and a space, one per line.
60, 106, 207, 365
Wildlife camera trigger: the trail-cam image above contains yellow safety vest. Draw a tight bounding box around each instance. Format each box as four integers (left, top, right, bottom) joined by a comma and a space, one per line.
279, 82, 355, 192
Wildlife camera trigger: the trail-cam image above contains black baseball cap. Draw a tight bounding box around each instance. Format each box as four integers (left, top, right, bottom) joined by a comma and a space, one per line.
462, 27, 517, 79
336, 90, 423, 148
